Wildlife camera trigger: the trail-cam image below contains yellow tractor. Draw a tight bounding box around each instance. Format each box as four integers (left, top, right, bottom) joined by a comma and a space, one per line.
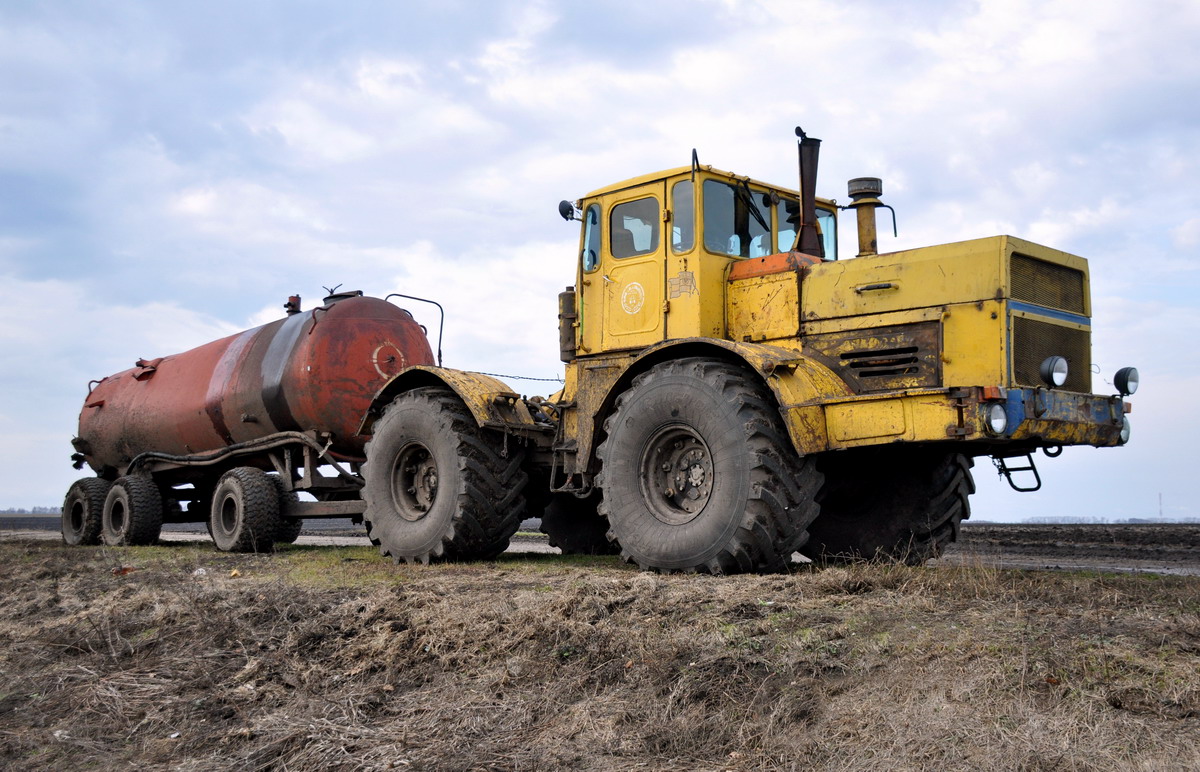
358, 129, 1137, 573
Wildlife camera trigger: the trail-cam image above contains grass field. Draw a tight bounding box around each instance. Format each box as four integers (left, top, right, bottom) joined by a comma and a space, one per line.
0, 539, 1197, 770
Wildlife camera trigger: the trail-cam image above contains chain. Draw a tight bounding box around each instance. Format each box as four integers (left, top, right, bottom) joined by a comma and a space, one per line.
475, 371, 565, 383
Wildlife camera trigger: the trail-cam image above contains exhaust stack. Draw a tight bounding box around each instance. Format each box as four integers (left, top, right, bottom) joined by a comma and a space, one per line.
794, 127, 823, 258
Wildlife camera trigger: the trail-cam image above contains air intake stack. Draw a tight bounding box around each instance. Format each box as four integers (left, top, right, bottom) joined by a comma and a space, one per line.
847, 177, 885, 257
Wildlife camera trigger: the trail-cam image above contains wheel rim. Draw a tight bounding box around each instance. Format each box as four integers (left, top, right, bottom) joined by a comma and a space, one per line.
110, 499, 126, 532
639, 425, 713, 525
219, 495, 238, 535
69, 500, 84, 533
391, 442, 438, 522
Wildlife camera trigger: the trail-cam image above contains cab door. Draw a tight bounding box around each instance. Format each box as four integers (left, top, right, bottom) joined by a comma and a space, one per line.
596, 184, 666, 352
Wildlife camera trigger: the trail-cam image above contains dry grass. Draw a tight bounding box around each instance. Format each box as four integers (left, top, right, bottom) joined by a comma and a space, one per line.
0, 540, 1197, 770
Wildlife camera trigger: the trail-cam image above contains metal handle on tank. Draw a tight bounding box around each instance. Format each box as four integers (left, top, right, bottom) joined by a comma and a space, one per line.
385, 293, 444, 367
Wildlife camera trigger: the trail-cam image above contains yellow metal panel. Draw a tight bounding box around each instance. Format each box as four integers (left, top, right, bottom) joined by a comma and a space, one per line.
727, 271, 801, 342
827, 401, 905, 441
802, 236, 1006, 322
802, 306, 945, 335
814, 389, 966, 450
942, 299, 1007, 387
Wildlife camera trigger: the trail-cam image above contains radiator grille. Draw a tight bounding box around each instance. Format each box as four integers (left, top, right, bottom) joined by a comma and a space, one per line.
1011, 253, 1085, 315
1012, 316, 1091, 392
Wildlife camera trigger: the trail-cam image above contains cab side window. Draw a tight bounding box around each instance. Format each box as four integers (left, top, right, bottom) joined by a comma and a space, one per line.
581, 204, 601, 271
671, 180, 694, 252
610, 197, 659, 258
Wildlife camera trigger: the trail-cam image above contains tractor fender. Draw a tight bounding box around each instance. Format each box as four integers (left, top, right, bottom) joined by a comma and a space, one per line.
358, 365, 546, 437
590, 338, 852, 462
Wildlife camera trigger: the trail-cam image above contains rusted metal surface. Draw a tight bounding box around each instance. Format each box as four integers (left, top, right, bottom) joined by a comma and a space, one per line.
726, 250, 821, 281
75, 294, 434, 476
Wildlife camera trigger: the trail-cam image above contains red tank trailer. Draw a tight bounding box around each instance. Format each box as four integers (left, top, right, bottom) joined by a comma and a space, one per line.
62, 291, 437, 552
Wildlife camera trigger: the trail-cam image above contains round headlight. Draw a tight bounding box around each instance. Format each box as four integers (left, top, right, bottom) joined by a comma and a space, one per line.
1039, 356, 1069, 387
1114, 366, 1139, 396
986, 402, 1008, 435
1119, 416, 1131, 445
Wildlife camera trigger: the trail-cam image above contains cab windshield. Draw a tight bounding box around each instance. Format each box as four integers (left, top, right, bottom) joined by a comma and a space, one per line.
704, 179, 837, 260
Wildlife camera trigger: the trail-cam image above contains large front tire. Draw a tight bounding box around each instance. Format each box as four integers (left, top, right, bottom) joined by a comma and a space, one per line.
209, 467, 283, 553
596, 358, 821, 574
804, 448, 974, 565
102, 476, 163, 546
362, 387, 527, 564
62, 478, 110, 546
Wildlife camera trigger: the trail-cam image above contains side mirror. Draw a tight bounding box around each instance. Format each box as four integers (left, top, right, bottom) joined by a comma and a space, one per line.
558, 200, 576, 221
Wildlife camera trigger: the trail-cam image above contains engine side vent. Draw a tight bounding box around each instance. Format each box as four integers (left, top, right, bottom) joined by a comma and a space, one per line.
804, 322, 940, 393
1012, 316, 1091, 393
1011, 253, 1085, 315
840, 347, 920, 378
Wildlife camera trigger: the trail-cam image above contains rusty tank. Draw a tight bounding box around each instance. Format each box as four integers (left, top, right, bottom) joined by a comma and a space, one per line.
73, 291, 435, 477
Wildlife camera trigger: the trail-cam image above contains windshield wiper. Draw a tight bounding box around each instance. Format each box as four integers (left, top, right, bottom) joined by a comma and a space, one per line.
737, 180, 771, 234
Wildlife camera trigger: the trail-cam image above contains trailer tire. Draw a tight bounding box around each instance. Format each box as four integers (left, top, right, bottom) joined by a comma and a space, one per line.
270, 476, 303, 544
363, 386, 527, 564
209, 467, 283, 553
804, 448, 974, 565
62, 478, 110, 546
540, 491, 619, 555
102, 475, 164, 546
597, 357, 821, 574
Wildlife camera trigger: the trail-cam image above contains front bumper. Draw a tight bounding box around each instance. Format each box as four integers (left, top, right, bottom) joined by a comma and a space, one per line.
795, 385, 1128, 454
991, 386, 1127, 447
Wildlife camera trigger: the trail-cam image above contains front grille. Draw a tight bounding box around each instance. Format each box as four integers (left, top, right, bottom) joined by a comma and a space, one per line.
1011, 253, 1086, 315
1012, 316, 1091, 392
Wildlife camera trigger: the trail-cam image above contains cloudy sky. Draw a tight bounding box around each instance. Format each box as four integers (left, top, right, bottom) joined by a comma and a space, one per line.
1, 0, 1196, 521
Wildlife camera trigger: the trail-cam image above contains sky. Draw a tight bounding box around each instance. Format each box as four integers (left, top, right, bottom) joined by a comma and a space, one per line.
1, 0, 1197, 521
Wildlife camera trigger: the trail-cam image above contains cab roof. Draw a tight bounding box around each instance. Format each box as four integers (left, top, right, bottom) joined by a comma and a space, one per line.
581, 164, 836, 208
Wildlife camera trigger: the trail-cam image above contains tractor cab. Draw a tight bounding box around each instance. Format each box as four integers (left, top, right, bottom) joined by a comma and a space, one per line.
562, 165, 839, 357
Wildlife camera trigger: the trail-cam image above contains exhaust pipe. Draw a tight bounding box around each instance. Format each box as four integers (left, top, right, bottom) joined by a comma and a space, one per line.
794, 127, 823, 259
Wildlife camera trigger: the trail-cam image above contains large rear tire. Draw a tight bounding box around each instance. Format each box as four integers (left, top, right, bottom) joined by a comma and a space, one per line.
209, 467, 283, 553
362, 387, 527, 564
102, 476, 163, 546
62, 478, 110, 546
596, 358, 821, 574
540, 491, 619, 555
804, 448, 974, 565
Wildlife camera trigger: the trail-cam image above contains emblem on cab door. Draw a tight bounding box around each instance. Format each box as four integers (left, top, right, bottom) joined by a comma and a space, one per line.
621, 282, 645, 314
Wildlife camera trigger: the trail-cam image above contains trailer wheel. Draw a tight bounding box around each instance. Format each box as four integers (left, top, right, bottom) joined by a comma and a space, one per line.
102, 475, 164, 546
209, 467, 283, 552
596, 357, 822, 574
540, 491, 619, 555
270, 476, 303, 544
363, 386, 527, 564
804, 448, 974, 565
62, 478, 111, 546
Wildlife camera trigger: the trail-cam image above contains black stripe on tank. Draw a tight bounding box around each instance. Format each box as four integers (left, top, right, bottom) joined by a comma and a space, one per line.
260, 311, 310, 433
205, 329, 259, 444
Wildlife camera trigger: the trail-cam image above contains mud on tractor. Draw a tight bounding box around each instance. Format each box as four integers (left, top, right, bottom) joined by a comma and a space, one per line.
64, 129, 1138, 573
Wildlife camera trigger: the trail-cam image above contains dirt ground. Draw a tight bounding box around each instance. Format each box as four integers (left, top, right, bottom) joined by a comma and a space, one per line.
0, 535, 1198, 770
